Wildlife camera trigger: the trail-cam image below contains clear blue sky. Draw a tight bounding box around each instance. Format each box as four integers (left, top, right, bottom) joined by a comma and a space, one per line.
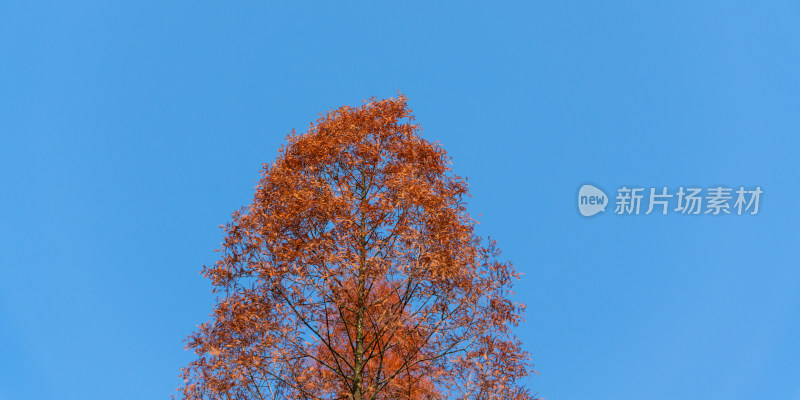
1, 2, 799, 399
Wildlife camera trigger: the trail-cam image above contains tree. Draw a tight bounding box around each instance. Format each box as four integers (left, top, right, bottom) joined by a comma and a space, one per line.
179, 95, 534, 400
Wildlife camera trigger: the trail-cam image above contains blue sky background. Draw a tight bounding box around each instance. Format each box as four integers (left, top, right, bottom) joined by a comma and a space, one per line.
1, 1, 799, 399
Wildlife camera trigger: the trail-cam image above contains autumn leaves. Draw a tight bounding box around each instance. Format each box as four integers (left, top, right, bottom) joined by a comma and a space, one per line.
180, 96, 533, 400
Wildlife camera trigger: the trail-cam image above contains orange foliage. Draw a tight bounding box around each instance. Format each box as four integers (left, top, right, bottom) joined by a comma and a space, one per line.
179, 95, 535, 400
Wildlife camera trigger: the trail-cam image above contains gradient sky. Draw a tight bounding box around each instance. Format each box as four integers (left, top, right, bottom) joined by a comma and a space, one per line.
2, 2, 799, 399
